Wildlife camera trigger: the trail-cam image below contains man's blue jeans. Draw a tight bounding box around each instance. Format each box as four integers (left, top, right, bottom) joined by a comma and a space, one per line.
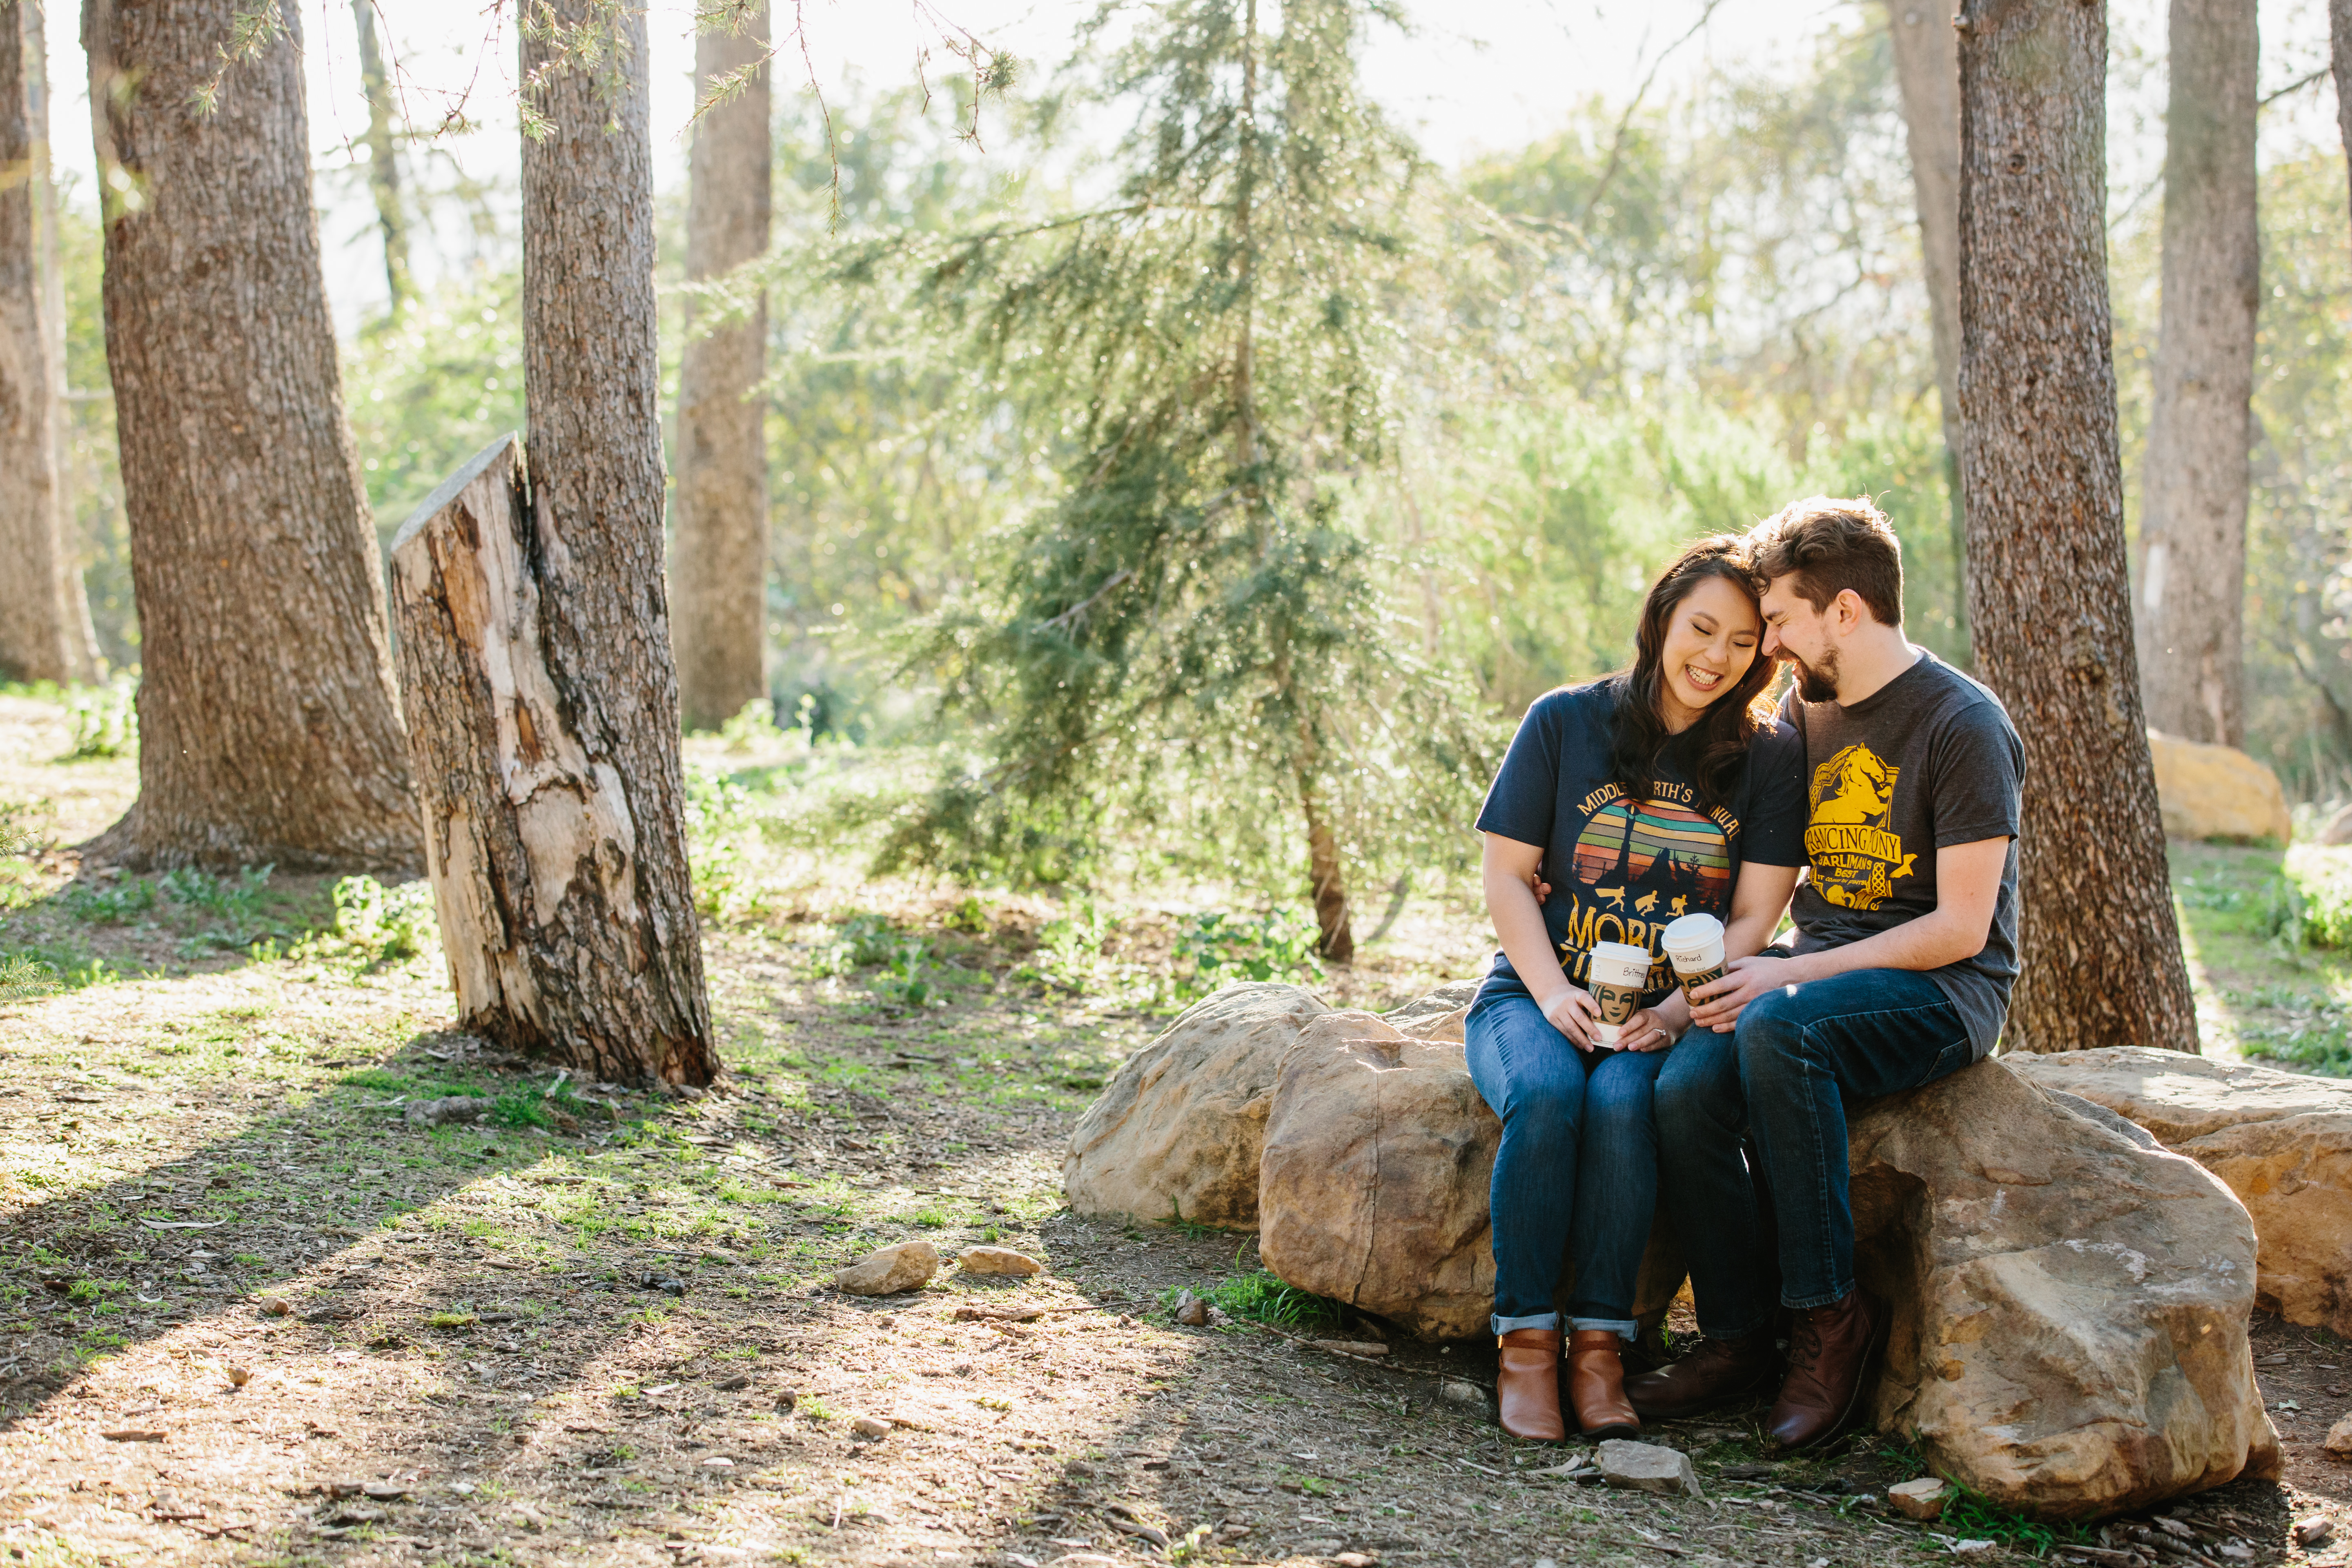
1655, 964, 1973, 1335
1465, 975, 1664, 1339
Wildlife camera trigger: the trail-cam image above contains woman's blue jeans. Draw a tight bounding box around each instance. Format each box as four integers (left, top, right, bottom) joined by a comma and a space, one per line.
1464, 976, 1663, 1340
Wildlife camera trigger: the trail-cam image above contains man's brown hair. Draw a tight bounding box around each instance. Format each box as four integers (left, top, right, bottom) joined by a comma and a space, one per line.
1748, 496, 1904, 626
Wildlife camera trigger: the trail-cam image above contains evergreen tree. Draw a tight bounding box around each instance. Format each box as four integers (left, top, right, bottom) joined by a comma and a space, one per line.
876, 0, 1490, 959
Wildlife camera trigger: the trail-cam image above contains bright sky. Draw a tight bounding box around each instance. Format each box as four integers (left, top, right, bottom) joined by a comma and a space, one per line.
37, 0, 2352, 329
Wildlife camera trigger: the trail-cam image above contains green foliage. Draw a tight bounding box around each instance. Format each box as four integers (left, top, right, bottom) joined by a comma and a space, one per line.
0, 953, 59, 1002
810, 913, 909, 976
61, 681, 137, 760
318, 876, 436, 965
754, 87, 1056, 740
1176, 1268, 1342, 1329
160, 864, 274, 919
2259, 854, 2352, 953
1019, 899, 1115, 992
1169, 908, 1323, 1002
62, 877, 157, 925
870, 936, 944, 1010
344, 275, 525, 537
866, 0, 1494, 906
684, 765, 756, 916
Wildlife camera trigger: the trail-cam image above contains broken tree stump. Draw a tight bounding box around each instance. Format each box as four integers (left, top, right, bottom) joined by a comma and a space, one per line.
386, 435, 715, 1085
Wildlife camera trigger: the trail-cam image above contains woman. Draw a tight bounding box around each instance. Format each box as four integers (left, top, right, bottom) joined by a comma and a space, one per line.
1466, 535, 1808, 1442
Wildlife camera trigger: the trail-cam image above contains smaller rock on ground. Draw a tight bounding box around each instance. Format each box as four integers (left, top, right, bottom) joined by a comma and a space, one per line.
1595, 1439, 1704, 1499
835, 1241, 940, 1296
958, 1245, 1042, 1276
1887, 1477, 1951, 1521
2328, 1414, 2352, 1456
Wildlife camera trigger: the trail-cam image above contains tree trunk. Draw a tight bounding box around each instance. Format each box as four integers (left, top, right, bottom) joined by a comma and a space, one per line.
0, 0, 74, 686
391, 0, 713, 1083
2136, 0, 2257, 749
670, 5, 772, 731
1300, 769, 1353, 964
80, 0, 416, 871
389, 437, 711, 1084
1954, 0, 2198, 1054
352, 0, 409, 314
1883, 0, 1970, 655
25, 0, 98, 684
2332, 0, 2352, 225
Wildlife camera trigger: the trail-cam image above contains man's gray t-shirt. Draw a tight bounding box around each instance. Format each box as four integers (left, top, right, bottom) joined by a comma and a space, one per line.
1782, 651, 2024, 1059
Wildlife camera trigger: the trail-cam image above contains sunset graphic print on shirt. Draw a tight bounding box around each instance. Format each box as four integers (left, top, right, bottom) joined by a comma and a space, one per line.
1552, 778, 1738, 993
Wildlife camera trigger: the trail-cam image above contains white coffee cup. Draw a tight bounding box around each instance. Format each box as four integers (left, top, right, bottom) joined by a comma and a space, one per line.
1585, 940, 1652, 1046
1662, 912, 1727, 1002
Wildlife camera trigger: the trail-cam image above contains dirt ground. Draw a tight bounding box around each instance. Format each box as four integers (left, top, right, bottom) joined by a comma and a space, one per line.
7, 692, 2352, 1568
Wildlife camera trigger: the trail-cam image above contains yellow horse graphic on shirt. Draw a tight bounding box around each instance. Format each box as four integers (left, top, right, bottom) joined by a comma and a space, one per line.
1804, 743, 1915, 910
1811, 743, 1898, 827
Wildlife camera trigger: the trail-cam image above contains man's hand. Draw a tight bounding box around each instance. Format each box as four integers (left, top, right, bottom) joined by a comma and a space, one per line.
1689, 953, 1800, 1032
1524, 860, 1552, 906
1539, 987, 1602, 1051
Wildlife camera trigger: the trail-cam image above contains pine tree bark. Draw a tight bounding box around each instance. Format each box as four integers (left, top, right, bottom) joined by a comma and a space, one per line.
383, 0, 713, 1083
0, 0, 75, 686
671, 5, 772, 731
2136, 0, 2257, 748
1883, 0, 1969, 651
79, 0, 416, 871
26, 0, 100, 685
2333, 0, 2352, 223
1955, 0, 2198, 1054
351, 0, 409, 314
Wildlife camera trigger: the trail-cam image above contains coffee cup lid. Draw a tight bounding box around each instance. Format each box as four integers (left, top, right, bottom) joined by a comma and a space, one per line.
1590, 940, 1650, 964
1660, 913, 1724, 949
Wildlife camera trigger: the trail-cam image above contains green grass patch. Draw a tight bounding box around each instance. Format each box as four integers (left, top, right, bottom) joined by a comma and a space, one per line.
1174, 1268, 1344, 1330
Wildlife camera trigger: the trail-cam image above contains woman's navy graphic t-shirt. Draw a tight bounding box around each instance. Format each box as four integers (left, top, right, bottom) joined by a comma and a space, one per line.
1475, 679, 1809, 1006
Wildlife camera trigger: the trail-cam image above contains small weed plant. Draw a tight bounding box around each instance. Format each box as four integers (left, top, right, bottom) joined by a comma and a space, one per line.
810, 913, 905, 977
327, 876, 437, 963
62, 680, 136, 760
2265, 857, 2352, 952
1174, 1268, 1343, 1330
1022, 898, 1116, 992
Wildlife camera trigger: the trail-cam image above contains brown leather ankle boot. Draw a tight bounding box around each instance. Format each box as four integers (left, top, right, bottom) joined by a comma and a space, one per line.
1495, 1328, 1565, 1441
1624, 1328, 1780, 1419
1766, 1287, 1889, 1450
1567, 1329, 1639, 1439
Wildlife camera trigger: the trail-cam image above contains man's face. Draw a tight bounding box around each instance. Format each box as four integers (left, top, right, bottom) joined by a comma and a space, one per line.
1759, 577, 1840, 702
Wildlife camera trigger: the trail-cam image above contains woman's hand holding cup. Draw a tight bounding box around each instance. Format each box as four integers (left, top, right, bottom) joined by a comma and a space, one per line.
1539, 986, 1603, 1051
1618, 988, 1688, 1052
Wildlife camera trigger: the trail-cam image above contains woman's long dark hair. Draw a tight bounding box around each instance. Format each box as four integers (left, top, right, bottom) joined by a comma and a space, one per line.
1604, 535, 1774, 813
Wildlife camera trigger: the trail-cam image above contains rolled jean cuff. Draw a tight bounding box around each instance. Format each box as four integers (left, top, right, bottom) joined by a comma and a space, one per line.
1492, 1311, 1561, 1336
1570, 1316, 1639, 1340
1781, 1283, 1853, 1312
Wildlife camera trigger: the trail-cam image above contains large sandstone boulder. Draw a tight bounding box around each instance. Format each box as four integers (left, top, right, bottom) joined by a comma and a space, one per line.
1380, 977, 1482, 1043
1062, 982, 1327, 1229
2148, 730, 2292, 843
1858, 1059, 2275, 1517
1256, 1009, 1684, 1342
1253, 1015, 2273, 1517
2008, 1046, 2352, 1336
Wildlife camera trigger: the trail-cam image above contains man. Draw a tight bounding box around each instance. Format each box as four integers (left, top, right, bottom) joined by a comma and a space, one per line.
1626, 497, 2024, 1450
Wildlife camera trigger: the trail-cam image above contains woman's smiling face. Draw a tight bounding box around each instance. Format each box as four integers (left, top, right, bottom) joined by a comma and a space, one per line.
1657, 574, 1762, 729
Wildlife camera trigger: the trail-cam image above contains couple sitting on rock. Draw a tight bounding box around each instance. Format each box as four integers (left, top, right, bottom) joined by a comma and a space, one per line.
1468, 497, 2024, 1446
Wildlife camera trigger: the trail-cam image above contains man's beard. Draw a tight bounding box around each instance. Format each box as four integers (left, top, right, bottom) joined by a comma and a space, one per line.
1790, 647, 1840, 702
